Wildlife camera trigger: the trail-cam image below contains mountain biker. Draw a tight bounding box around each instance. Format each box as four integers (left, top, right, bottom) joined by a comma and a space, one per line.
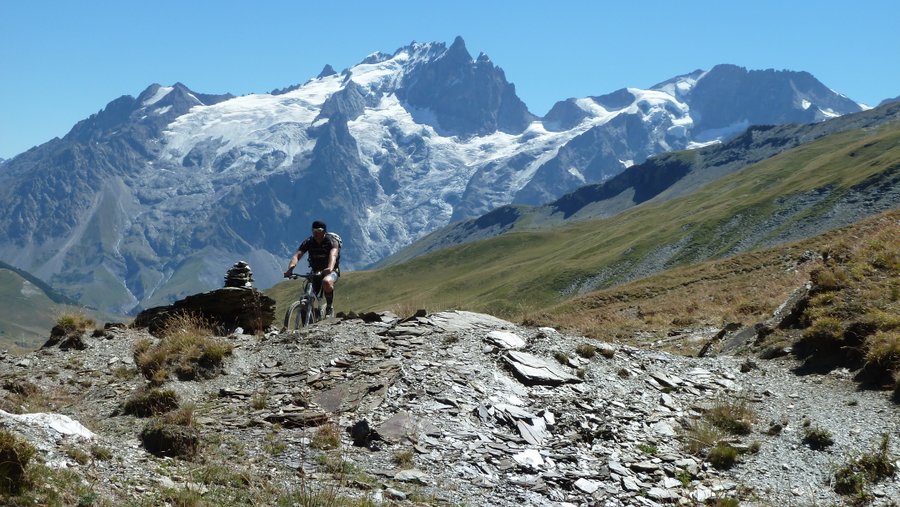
284, 220, 340, 317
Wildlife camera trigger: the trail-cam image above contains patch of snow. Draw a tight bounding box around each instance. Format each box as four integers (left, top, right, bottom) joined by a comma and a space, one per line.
567, 166, 586, 183
143, 86, 173, 107
619, 159, 634, 168
155, 105, 172, 116
0, 409, 95, 439
686, 139, 722, 150
801, 99, 812, 110
693, 119, 750, 143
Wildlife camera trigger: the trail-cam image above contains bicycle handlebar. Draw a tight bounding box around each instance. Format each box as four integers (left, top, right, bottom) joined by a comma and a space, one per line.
286, 271, 325, 280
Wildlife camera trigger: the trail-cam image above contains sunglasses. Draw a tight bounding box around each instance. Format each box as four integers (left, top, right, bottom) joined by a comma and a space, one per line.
312, 228, 325, 232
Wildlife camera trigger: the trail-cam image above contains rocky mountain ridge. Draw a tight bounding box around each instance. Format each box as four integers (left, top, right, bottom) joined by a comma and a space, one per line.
1, 310, 897, 505
380, 102, 900, 267
0, 37, 867, 314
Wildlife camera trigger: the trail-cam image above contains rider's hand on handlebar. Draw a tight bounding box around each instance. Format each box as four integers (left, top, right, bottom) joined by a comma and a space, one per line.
283, 268, 294, 278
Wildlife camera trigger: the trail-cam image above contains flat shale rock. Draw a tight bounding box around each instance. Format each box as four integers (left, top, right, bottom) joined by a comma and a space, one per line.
503, 350, 583, 386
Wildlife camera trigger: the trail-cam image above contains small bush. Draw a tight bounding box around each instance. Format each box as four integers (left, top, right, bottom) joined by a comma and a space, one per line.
90, 444, 113, 461
264, 429, 288, 456
55, 312, 95, 334
804, 316, 845, 342
575, 343, 597, 359
802, 425, 834, 450
553, 351, 569, 365
864, 330, 900, 371
311, 423, 341, 450
682, 419, 726, 456
250, 390, 269, 410
705, 398, 755, 435
637, 443, 657, 455
812, 266, 849, 291
140, 419, 200, 459
134, 312, 234, 382
64, 445, 91, 465
1, 378, 49, 414
833, 434, 897, 499
161, 404, 195, 427
0, 429, 36, 495
764, 422, 784, 436
707, 444, 739, 470
123, 387, 180, 417
392, 449, 414, 469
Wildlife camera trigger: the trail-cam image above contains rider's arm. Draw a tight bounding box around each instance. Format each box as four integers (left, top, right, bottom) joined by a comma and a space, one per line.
285, 249, 305, 276
324, 247, 338, 274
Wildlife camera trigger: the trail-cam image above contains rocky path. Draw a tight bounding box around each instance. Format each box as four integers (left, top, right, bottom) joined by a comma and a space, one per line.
1, 310, 898, 506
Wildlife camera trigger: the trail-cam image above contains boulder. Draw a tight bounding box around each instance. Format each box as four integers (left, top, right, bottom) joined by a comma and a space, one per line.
134, 287, 275, 336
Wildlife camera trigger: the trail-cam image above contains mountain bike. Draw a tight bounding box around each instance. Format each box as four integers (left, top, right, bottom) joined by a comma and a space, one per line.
283, 271, 325, 330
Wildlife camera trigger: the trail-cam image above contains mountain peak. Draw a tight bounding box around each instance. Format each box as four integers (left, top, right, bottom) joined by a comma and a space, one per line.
445, 35, 472, 61
317, 64, 337, 78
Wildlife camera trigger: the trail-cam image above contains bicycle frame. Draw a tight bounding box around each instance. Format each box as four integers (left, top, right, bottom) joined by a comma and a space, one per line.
283, 272, 325, 330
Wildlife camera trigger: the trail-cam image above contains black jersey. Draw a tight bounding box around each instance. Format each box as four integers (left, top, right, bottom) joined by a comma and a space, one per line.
298, 235, 340, 271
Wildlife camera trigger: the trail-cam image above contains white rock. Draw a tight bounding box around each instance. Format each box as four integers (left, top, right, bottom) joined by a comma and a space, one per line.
485, 330, 526, 349
394, 469, 429, 485
0, 410, 95, 439
690, 487, 713, 502
661, 477, 682, 489
651, 420, 676, 436
622, 476, 641, 491
574, 478, 601, 494
512, 449, 544, 468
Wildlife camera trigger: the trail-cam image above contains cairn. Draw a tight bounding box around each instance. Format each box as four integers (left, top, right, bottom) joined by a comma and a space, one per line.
224, 261, 254, 288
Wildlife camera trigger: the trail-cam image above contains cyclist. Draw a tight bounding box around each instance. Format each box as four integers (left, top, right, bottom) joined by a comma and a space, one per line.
284, 220, 340, 317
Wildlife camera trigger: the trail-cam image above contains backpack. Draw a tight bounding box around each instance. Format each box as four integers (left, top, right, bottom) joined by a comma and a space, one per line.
326, 232, 342, 251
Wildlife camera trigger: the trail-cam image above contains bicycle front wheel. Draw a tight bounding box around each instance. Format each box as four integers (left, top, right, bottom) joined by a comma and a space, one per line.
302, 296, 321, 327
284, 300, 304, 331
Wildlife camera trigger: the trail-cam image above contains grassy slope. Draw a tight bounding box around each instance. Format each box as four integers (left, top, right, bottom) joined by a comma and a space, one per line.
0, 270, 75, 353
265, 120, 900, 324
527, 209, 898, 354
0, 266, 124, 353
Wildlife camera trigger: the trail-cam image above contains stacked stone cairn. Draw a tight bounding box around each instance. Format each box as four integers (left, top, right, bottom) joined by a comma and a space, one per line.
224, 261, 254, 288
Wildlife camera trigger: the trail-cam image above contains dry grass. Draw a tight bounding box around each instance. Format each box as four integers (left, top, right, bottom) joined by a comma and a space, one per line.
705, 397, 756, 435
0, 378, 51, 414
833, 434, 897, 503
54, 312, 95, 334
133, 312, 234, 383
575, 343, 597, 359
524, 246, 815, 352
122, 387, 180, 417
794, 221, 900, 389
311, 422, 341, 450
524, 211, 900, 358
802, 425, 835, 450
0, 429, 36, 495
392, 449, 414, 469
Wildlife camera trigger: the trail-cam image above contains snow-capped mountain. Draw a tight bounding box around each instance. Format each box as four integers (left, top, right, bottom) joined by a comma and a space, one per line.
0, 37, 866, 313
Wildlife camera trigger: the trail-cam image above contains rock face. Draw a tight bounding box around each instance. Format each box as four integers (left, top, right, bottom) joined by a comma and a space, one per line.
133, 287, 275, 335
2, 309, 897, 505
0, 39, 867, 314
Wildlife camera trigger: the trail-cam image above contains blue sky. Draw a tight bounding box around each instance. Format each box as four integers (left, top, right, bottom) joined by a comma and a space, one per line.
1, 0, 898, 159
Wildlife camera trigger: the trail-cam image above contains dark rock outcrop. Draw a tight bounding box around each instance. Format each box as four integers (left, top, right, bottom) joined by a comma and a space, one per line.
133, 287, 275, 336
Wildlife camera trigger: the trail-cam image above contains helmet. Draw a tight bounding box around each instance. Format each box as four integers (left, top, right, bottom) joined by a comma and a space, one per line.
311, 220, 327, 232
